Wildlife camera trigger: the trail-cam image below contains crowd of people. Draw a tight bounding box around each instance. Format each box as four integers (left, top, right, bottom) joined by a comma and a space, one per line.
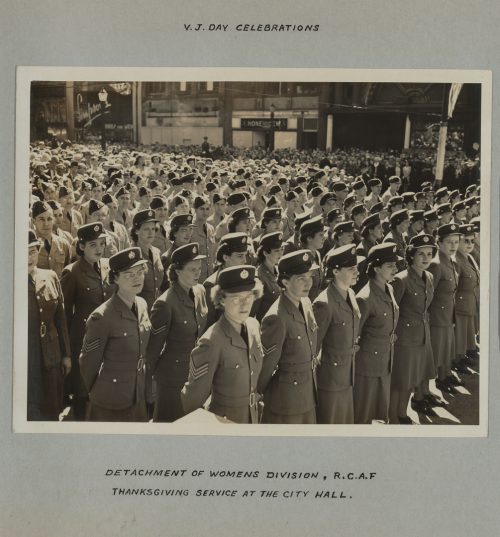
26, 139, 481, 425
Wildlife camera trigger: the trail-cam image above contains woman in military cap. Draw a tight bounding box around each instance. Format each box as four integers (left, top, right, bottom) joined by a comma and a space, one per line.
333, 220, 355, 249
354, 243, 400, 424
204, 232, 251, 328
313, 244, 363, 424
454, 224, 480, 372
255, 231, 284, 322
258, 250, 319, 424
86, 199, 120, 259
149, 196, 170, 254
60, 222, 114, 420
131, 209, 163, 312
320, 208, 343, 258
384, 209, 409, 272
282, 208, 313, 255
160, 213, 195, 289
389, 234, 437, 424
181, 265, 264, 423
146, 243, 208, 422
28, 230, 71, 420
79, 247, 151, 422
298, 216, 326, 301
428, 224, 461, 395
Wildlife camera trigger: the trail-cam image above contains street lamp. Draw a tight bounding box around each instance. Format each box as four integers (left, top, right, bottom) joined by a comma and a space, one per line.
98, 88, 108, 151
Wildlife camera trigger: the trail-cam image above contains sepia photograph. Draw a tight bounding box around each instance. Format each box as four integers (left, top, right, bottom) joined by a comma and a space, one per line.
14, 68, 489, 435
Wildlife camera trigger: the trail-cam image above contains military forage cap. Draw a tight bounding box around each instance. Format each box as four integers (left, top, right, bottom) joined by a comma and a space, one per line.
388, 175, 402, 184
334, 220, 355, 234
77, 222, 107, 243
332, 181, 348, 193
368, 178, 382, 188
219, 232, 248, 253
32, 200, 52, 218
193, 195, 209, 209
294, 208, 313, 231
361, 213, 381, 231
436, 203, 452, 216
437, 223, 461, 238
89, 199, 105, 215
259, 231, 283, 250
352, 179, 366, 191
320, 192, 336, 206
262, 207, 282, 221
325, 243, 363, 270
370, 201, 384, 214
469, 216, 480, 232
278, 249, 319, 277
133, 209, 159, 228
407, 233, 436, 251
231, 207, 251, 222
390, 209, 410, 227
327, 208, 342, 223
102, 193, 117, 205
424, 209, 439, 222
459, 224, 475, 236
217, 265, 257, 293
149, 196, 167, 210
227, 192, 247, 206
300, 215, 324, 236
367, 242, 402, 267
170, 213, 194, 229
109, 247, 147, 273
351, 203, 367, 217
409, 210, 425, 223
453, 201, 466, 212
171, 242, 206, 265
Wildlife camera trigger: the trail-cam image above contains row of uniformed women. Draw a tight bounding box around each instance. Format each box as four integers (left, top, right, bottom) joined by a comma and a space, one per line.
29, 226, 479, 424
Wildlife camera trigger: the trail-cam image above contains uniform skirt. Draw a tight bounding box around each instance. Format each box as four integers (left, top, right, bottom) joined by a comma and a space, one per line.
391, 343, 436, 391
353, 373, 391, 424
455, 314, 477, 355
317, 387, 354, 424
430, 325, 455, 373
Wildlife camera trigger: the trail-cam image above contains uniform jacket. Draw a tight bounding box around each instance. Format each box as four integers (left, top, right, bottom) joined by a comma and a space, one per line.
138, 245, 163, 312
203, 268, 222, 328
383, 230, 407, 272
255, 263, 281, 322
60, 257, 114, 358
181, 315, 263, 423
455, 250, 479, 317
252, 194, 267, 222
281, 211, 295, 242
313, 284, 361, 391
191, 219, 217, 282
392, 267, 434, 347
115, 208, 135, 227
147, 282, 208, 387
428, 251, 458, 327
79, 293, 151, 410
355, 280, 399, 377
258, 293, 318, 416
109, 220, 131, 251
36, 233, 71, 278
30, 268, 71, 369
60, 209, 84, 237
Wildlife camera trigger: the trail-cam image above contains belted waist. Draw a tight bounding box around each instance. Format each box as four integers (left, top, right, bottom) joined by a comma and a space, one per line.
321, 347, 358, 361
100, 360, 142, 372
278, 361, 315, 373
398, 312, 429, 322
212, 391, 257, 407
360, 333, 396, 344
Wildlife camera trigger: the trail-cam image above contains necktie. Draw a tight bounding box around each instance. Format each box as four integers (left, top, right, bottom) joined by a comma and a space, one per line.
298, 301, 306, 321
93, 262, 101, 276
110, 221, 114, 232
67, 211, 72, 223
122, 211, 127, 223
131, 302, 138, 318
240, 323, 249, 347
44, 239, 51, 253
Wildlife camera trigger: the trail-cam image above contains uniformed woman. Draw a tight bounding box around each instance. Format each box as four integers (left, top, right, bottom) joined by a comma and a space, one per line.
383, 209, 409, 272
181, 265, 264, 423
204, 232, 250, 328
389, 234, 437, 424
255, 231, 284, 322
258, 250, 319, 424
131, 209, 163, 312
60, 222, 115, 420
298, 216, 325, 301
454, 224, 480, 372
79, 247, 151, 422
312, 244, 362, 424
428, 224, 460, 395
147, 243, 208, 422
160, 213, 195, 286
354, 243, 400, 424
28, 230, 71, 420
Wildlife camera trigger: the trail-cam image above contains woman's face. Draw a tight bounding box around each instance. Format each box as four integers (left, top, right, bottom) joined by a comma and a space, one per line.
115, 264, 146, 295
137, 222, 156, 245
88, 206, 109, 226
374, 261, 398, 283
33, 210, 54, 238
155, 206, 168, 221
264, 247, 283, 267
283, 271, 314, 300
439, 235, 460, 257
265, 219, 281, 233
397, 219, 410, 234
81, 238, 106, 264
459, 234, 475, 255
174, 225, 193, 245
28, 246, 40, 273
176, 202, 190, 215
411, 246, 434, 272
335, 265, 359, 288
224, 251, 247, 267
222, 290, 255, 324
235, 218, 252, 235
177, 259, 202, 288
307, 231, 325, 251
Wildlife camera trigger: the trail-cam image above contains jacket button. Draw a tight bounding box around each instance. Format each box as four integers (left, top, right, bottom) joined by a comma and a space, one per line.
124, 332, 127, 336
293, 381, 298, 385
374, 351, 378, 355
383, 312, 387, 316
406, 323, 410, 327
459, 296, 463, 299
175, 360, 179, 363
414, 292, 418, 296
441, 306, 445, 309
297, 336, 301, 340
334, 362, 338, 366
39, 308, 43, 312
103, 293, 106, 297
113, 379, 117, 383
183, 320, 187, 324
342, 322, 345, 326
86, 287, 90, 291
236, 364, 240, 368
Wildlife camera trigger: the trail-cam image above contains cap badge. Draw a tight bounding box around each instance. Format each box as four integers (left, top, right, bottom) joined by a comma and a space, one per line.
192, 246, 197, 254
451, 225, 456, 230
148, 210, 153, 217
303, 253, 309, 262
187, 215, 192, 221
278, 233, 283, 241
242, 237, 247, 244
423, 236, 429, 243
351, 248, 356, 255
240, 269, 249, 280
94, 225, 100, 232
393, 246, 397, 253
128, 251, 135, 259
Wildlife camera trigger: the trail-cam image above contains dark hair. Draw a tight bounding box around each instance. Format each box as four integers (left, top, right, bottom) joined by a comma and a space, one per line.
109, 269, 119, 285
256, 245, 272, 264
130, 227, 139, 243
227, 216, 237, 233
167, 262, 185, 284
75, 241, 85, 257
366, 264, 378, 278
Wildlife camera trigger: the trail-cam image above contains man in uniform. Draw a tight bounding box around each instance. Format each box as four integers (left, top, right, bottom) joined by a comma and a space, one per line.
191, 195, 217, 282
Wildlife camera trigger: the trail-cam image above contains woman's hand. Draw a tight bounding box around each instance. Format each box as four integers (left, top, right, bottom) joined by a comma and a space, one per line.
61, 357, 72, 377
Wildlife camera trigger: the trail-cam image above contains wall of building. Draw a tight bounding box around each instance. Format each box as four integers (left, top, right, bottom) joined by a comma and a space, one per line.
140, 126, 223, 146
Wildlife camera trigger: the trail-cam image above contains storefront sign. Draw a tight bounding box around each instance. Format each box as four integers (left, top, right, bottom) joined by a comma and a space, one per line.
240, 118, 288, 130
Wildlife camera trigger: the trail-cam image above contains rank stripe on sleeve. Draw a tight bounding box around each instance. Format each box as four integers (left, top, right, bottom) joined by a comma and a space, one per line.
189, 361, 209, 380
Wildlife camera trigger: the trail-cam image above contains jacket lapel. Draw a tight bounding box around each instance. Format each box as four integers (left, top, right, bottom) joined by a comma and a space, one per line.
220, 314, 247, 350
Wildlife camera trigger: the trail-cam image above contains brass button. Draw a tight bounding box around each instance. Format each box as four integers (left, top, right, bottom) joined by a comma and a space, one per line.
113, 379, 117, 383
334, 362, 338, 366
236, 364, 240, 369
383, 312, 387, 316
297, 336, 301, 340
183, 320, 187, 324
406, 323, 410, 327
342, 322, 346, 326
86, 287, 90, 291
374, 351, 378, 355
293, 381, 298, 385
123, 332, 127, 336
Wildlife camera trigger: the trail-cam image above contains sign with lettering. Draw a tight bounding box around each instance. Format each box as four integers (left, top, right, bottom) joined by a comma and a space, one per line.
240, 118, 288, 130
74, 85, 133, 130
